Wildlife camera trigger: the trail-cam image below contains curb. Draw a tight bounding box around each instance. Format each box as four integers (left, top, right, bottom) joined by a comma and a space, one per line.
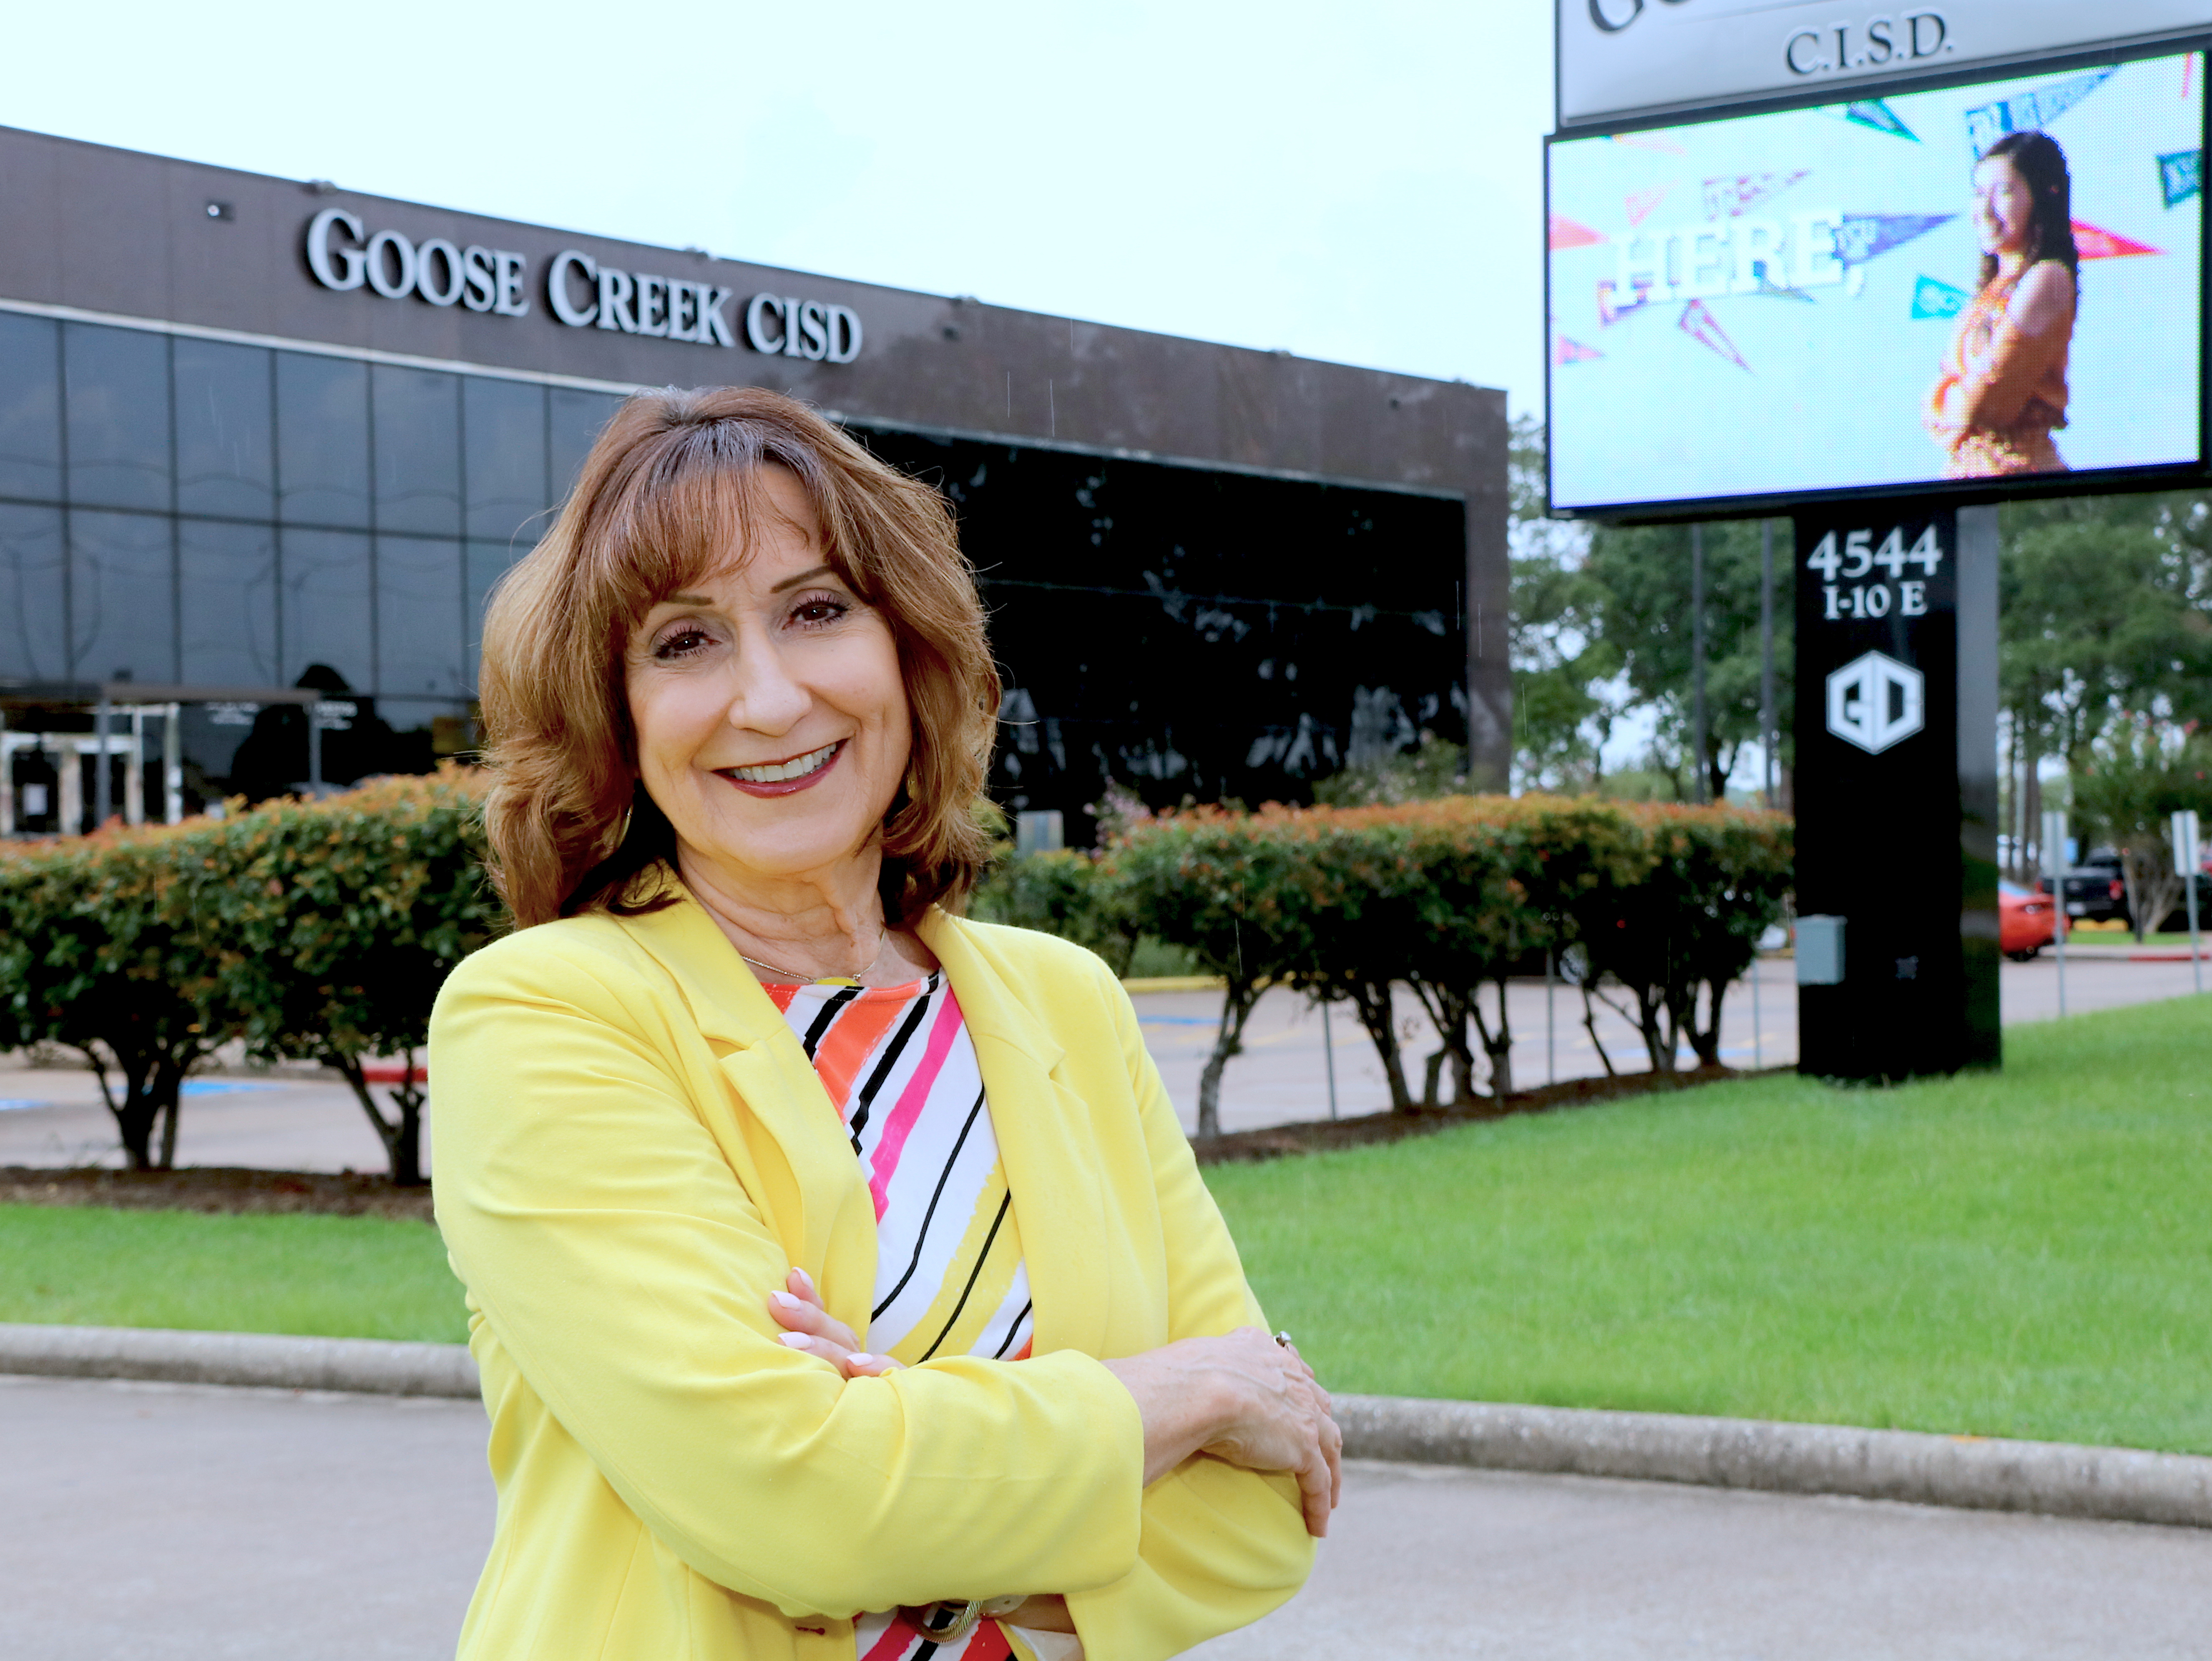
1334, 1394, 2212, 1530
0, 1323, 477, 1398
7, 1327, 2207, 1531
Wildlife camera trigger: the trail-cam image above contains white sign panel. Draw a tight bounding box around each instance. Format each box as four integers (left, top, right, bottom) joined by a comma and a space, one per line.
1560, 0, 2212, 125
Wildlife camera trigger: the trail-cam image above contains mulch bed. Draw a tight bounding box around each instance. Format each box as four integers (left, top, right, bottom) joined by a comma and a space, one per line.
0, 1065, 1783, 1215
1191, 1063, 1780, 1165
0, 1166, 436, 1222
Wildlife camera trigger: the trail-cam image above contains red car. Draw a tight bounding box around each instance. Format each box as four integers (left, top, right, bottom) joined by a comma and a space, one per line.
2001, 880, 2058, 960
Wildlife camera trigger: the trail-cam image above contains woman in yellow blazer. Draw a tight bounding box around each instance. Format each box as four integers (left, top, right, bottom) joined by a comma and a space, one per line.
431, 386, 1337, 1661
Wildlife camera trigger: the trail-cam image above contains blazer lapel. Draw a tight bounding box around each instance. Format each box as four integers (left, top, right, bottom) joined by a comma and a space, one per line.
921, 911, 1115, 1360
617, 895, 878, 1336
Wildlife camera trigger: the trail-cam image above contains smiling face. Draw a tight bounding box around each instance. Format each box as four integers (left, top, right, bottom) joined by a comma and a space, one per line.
1972, 154, 2034, 258
625, 465, 910, 896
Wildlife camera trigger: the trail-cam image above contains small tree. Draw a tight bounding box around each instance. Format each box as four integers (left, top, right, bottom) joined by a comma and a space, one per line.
2073, 724, 2212, 942
1564, 804, 1793, 1074
0, 826, 237, 1169
1109, 810, 1317, 1138
189, 769, 498, 1185
969, 849, 1139, 976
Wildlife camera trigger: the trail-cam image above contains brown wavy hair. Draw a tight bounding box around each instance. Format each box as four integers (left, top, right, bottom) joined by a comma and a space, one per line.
477, 386, 999, 930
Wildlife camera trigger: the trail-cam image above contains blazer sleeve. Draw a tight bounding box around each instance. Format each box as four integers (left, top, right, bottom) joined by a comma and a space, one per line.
1062, 959, 1317, 1661
430, 934, 1146, 1619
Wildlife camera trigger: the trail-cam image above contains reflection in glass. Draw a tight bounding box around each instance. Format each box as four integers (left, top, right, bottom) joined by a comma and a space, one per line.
276, 353, 371, 528
375, 535, 465, 699
175, 339, 274, 519
0, 503, 67, 680
64, 324, 172, 512
373, 366, 462, 535
280, 527, 373, 691
465, 539, 524, 691
70, 510, 176, 683
180, 519, 279, 685
549, 389, 623, 503
464, 377, 549, 544
0, 313, 61, 504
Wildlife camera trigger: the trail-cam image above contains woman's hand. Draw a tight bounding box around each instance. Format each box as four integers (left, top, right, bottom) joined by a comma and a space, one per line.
766, 1269, 903, 1378
768, 1276, 1342, 1537
1102, 1327, 1342, 1538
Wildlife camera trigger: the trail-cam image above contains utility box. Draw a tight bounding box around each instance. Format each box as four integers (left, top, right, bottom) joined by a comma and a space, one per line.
1015, 810, 1065, 855
1796, 916, 1846, 987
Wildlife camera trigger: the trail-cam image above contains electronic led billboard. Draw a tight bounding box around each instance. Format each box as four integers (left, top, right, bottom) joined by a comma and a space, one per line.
1547, 49, 2207, 514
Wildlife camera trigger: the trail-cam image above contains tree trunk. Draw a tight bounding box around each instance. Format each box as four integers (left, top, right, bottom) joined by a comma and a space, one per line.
1579, 985, 1618, 1078
1344, 978, 1414, 1112
1686, 977, 1730, 1067
332, 1050, 431, 1186
77, 1044, 162, 1170
1466, 979, 1514, 1098
1195, 982, 1264, 1140
1405, 981, 1477, 1105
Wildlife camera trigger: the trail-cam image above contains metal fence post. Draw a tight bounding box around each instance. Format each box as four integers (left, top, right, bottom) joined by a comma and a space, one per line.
2043, 808, 2069, 1018
2175, 809, 2202, 997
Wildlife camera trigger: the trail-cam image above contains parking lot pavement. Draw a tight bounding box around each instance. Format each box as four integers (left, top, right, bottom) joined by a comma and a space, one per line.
0, 1071, 402, 1173
7, 1377, 2207, 1661
0, 1374, 488, 1661
1190, 1459, 2212, 1661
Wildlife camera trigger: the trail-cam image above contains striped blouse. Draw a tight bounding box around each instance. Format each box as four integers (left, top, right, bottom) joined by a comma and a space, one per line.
766, 972, 1075, 1661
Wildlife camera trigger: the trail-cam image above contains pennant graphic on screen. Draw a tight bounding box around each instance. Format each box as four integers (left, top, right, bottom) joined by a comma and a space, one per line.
1549, 214, 1607, 250
1911, 276, 1969, 319
2072, 220, 2161, 260
1965, 68, 2116, 153
1625, 185, 1671, 227
1822, 100, 1918, 142
1703, 171, 1809, 219
1595, 278, 1654, 327
1748, 278, 1817, 304
2159, 149, 2203, 208
1833, 213, 1953, 267
1554, 335, 1604, 366
1678, 299, 1749, 372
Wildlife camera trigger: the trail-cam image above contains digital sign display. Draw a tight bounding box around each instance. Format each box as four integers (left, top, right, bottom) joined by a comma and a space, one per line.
1547, 49, 2207, 514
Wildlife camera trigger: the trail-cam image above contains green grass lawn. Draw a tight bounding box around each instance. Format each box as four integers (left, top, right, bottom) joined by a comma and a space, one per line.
5, 995, 2208, 1453
0, 1207, 465, 1343
1214, 992, 2212, 1455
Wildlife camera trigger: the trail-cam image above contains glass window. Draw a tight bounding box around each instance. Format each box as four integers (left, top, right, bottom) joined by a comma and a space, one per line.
0, 503, 67, 681
549, 389, 623, 505
373, 366, 461, 536
64, 323, 172, 512
70, 509, 176, 683
0, 312, 62, 504
174, 339, 274, 520
275, 353, 370, 528
375, 535, 465, 699
280, 527, 373, 692
179, 518, 279, 686
464, 538, 526, 691
464, 377, 549, 544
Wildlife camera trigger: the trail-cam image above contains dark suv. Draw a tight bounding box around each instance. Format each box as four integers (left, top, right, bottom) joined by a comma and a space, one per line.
2042, 849, 2129, 925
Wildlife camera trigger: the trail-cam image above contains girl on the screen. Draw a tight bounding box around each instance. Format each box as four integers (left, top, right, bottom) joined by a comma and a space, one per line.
1926, 130, 2079, 477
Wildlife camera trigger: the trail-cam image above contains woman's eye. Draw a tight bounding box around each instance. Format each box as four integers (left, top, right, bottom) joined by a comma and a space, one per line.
790, 596, 850, 627
653, 627, 712, 659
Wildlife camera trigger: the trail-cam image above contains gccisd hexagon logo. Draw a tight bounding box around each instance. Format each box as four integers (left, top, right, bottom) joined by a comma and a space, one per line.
1825, 652, 1924, 755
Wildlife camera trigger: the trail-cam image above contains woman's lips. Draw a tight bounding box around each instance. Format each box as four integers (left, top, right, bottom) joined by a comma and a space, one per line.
716, 740, 845, 798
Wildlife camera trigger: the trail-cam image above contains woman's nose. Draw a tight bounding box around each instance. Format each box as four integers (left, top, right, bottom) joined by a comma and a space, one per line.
724, 643, 810, 735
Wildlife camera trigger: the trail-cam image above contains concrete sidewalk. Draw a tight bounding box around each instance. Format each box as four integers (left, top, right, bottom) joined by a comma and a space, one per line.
7, 1374, 2211, 1660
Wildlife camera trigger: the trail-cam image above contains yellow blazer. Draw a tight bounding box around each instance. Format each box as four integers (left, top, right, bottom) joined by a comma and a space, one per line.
429, 891, 1313, 1661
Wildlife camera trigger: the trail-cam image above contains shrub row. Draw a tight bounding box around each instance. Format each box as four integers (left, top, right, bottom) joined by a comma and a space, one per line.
0, 770, 495, 1182
979, 796, 1794, 1135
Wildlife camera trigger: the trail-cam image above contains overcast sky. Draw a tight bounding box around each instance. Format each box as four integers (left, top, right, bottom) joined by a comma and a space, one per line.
2, 1, 1556, 415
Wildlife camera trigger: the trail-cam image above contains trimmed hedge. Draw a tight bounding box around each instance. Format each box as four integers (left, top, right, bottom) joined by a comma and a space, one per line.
991, 795, 1793, 1134
0, 769, 492, 1180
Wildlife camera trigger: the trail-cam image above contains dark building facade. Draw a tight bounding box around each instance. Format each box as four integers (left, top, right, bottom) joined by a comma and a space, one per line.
0, 123, 1507, 838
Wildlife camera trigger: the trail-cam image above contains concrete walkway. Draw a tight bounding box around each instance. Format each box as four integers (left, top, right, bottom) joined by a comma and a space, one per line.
6, 1375, 2209, 1660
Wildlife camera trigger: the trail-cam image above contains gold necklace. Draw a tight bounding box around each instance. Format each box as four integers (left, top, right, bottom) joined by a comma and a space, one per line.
739, 926, 886, 984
